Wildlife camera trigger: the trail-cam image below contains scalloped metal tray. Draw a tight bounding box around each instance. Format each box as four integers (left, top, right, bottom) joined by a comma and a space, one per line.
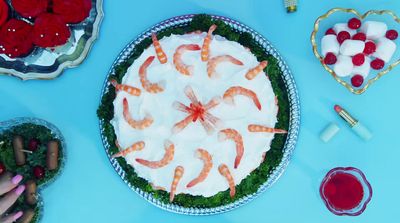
0, 0, 104, 80
99, 14, 300, 215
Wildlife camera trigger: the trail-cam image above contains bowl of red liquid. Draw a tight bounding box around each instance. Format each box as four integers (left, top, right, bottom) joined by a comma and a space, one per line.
320, 167, 372, 216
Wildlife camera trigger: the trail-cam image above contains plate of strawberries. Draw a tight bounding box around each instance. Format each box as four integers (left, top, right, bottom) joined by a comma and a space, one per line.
0, 0, 103, 80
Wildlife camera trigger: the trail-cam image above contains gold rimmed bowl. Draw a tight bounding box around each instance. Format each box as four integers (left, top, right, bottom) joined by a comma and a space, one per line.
311, 8, 400, 94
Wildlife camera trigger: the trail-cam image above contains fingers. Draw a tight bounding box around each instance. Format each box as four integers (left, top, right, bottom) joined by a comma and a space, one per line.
0, 211, 23, 223
0, 173, 23, 195
0, 185, 25, 216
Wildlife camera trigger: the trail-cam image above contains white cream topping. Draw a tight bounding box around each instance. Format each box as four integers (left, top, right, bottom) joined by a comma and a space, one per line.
111, 33, 278, 197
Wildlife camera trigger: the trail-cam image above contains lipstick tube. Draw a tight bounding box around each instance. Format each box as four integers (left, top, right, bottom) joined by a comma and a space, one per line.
284, 0, 297, 13
334, 105, 372, 141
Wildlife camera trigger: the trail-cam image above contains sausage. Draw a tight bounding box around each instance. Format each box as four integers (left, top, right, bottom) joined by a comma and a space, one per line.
12, 135, 26, 166
46, 140, 59, 170
25, 180, 37, 205
16, 208, 35, 223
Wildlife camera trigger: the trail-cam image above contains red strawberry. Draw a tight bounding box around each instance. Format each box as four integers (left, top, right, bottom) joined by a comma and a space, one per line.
363, 41, 376, 55
337, 31, 351, 44
0, 19, 34, 58
351, 75, 364, 87
352, 33, 367, 41
348, 18, 362, 29
325, 28, 336, 35
352, 53, 365, 66
32, 13, 71, 48
0, 0, 9, 27
371, 58, 385, 70
11, 0, 49, 19
52, 0, 92, 24
324, 52, 337, 65
386, 30, 398, 40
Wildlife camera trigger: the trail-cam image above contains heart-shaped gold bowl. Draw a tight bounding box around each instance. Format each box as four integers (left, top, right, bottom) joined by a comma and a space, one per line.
311, 8, 400, 94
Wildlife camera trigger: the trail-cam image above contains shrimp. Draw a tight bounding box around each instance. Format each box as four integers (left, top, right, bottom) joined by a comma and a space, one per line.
152, 33, 167, 64
207, 55, 244, 78
223, 86, 262, 111
218, 129, 244, 169
173, 44, 201, 76
201, 24, 217, 61
245, 61, 268, 80
150, 183, 166, 191
112, 140, 145, 158
186, 149, 213, 188
218, 164, 236, 198
170, 166, 184, 202
248, 124, 288, 134
187, 30, 202, 35
204, 96, 222, 110
135, 140, 175, 168
139, 56, 165, 93
123, 98, 154, 130
110, 79, 141, 96
172, 115, 194, 134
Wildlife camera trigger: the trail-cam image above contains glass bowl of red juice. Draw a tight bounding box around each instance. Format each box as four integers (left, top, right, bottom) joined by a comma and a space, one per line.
320, 167, 372, 216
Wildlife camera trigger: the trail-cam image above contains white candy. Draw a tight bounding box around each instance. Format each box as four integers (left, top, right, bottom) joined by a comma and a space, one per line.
372, 37, 397, 62
339, 40, 365, 56
352, 56, 371, 78
333, 23, 357, 36
321, 34, 340, 56
360, 21, 388, 40
334, 55, 354, 77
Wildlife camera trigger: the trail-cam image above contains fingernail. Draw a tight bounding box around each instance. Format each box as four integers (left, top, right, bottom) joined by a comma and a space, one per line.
13, 211, 23, 221
11, 174, 23, 185
15, 185, 25, 195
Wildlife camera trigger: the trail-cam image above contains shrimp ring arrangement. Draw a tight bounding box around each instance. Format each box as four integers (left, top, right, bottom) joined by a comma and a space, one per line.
98, 14, 300, 215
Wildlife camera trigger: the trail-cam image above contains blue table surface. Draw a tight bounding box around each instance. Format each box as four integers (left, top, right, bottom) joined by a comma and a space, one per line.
1, 0, 400, 222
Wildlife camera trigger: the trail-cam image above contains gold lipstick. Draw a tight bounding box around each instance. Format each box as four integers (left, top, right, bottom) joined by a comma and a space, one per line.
334, 105, 372, 141
284, 0, 298, 13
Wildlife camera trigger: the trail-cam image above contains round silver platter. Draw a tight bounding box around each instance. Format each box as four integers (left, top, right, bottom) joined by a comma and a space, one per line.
0, 117, 67, 222
0, 0, 104, 80
99, 14, 300, 215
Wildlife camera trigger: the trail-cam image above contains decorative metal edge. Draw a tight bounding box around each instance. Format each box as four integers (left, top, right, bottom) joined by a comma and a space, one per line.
311, 8, 400, 95
98, 14, 301, 215
0, 0, 104, 81
0, 117, 67, 222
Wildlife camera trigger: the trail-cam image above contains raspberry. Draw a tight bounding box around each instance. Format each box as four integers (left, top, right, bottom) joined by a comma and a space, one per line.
28, 138, 40, 151
325, 28, 336, 35
386, 30, 398, 40
33, 165, 45, 179
324, 52, 337, 65
363, 41, 376, 55
351, 75, 364, 87
371, 58, 385, 70
348, 18, 362, 29
352, 32, 367, 41
352, 53, 365, 66
0, 162, 5, 175
337, 31, 351, 44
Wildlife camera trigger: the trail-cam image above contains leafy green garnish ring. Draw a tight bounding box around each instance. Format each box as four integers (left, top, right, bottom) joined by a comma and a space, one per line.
97, 14, 300, 215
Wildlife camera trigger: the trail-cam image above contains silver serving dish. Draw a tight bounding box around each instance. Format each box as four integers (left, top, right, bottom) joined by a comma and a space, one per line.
0, 117, 67, 222
0, 0, 104, 80
99, 14, 301, 215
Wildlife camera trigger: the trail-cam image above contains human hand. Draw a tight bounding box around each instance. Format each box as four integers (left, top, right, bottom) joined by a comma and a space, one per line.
0, 172, 25, 223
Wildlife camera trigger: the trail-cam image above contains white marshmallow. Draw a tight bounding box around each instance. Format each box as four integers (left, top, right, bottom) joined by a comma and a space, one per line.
372, 37, 397, 62
339, 40, 365, 56
334, 55, 354, 77
321, 34, 340, 56
333, 23, 357, 36
352, 56, 371, 78
360, 21, 388, 40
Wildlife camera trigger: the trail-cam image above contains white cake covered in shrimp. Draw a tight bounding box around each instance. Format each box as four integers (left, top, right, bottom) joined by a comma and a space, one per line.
321, 17, 398, 88
109, 24, 286, 201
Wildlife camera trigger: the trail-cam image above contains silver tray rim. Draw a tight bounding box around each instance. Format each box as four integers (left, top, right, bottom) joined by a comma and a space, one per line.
98, 14, 301, 215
